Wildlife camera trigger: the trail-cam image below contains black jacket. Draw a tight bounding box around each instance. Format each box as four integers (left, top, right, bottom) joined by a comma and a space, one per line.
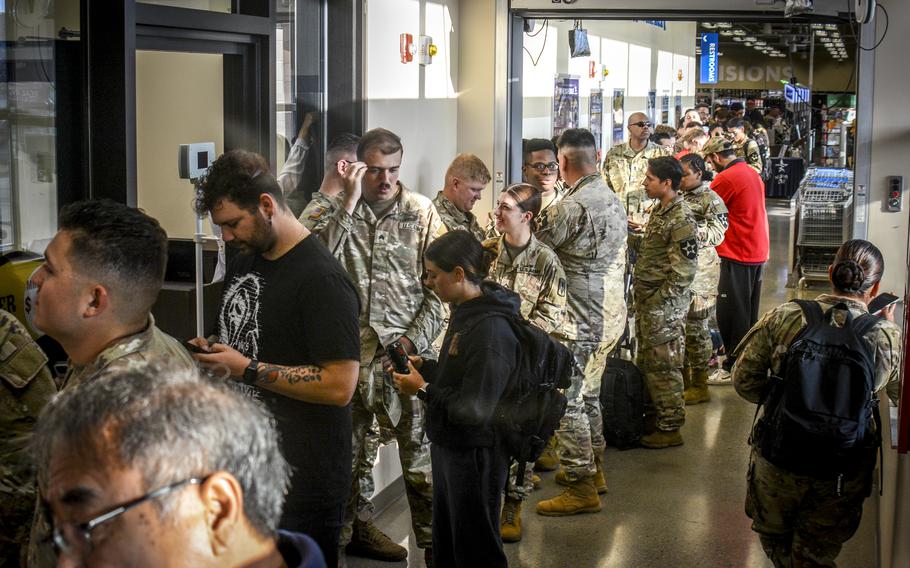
421, 282, 521, 448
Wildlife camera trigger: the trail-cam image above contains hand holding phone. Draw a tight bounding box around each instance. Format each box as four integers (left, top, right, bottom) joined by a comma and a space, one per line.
387, 340, 410, 374
867, 292, 900, 316
185, 340, 211, 354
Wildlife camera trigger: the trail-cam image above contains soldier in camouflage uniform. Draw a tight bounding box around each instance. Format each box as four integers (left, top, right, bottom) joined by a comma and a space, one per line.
629, 157, 699, 449
732, 240, 901, 568
678, 154, 728, 405
484, 183, 566, 539
432, 153, 490, 241
0, 310, 54, 567
603, 112, 671, 213
301, 128, 442, 563
534, 129, 627, 517
726, 117, 763, 175
27, 200, 195, 567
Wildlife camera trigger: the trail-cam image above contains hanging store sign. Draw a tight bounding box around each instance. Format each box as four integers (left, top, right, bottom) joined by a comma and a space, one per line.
784, 83, 810, 104
589, 88, 604, 151
699, 33, 719, 84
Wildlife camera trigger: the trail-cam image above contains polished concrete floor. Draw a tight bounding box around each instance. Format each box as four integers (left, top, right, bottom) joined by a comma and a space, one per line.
347, 200, 877, 567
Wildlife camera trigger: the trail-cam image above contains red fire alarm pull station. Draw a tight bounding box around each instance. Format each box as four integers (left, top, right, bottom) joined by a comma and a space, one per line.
589, 61, 596, 78
400, 33, 414, 63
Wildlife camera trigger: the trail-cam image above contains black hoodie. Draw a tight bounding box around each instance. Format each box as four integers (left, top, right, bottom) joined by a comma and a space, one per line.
421, 282, 522, 448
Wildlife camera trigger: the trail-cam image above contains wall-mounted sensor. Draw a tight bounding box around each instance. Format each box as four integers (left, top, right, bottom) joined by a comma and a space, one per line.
178, 142, 216, 180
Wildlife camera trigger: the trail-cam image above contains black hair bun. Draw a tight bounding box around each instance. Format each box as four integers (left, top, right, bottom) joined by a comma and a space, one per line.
832, 259, 866, 293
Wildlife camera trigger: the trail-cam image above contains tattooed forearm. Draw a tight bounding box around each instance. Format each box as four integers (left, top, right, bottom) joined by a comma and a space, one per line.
257, 364, 323, 386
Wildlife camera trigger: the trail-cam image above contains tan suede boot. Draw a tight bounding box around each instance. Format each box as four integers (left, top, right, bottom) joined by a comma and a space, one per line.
500, 498, 523, 542
536, 476, 601, 516
640, 429, 684, 449
555, 460, 607, 494
346, 519, 408, 561
684, 368, 711, 405
534, 436, 559, 471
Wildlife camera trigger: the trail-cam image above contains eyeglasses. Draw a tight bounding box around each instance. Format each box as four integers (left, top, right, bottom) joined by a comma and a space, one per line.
525, 161, 559, 173
48, 476, 209, 558
630, 121, 653, 128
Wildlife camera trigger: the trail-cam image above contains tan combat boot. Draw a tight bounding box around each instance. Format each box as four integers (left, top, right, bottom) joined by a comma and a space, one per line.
534, 436, 559, 471
500, 498, 523, 542
536, 475, 601, 516
640, 429, 684, 449
555, 459, 607, 494
346, 518, 408, 561
684, 368, 711, 405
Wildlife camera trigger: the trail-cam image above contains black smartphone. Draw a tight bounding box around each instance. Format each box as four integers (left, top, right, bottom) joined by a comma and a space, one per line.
387, 341, 410, 374
184, 341, 210, 354
867, 293, 900, 315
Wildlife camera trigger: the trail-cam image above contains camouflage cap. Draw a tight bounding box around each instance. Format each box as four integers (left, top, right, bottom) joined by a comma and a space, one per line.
701, 136, 736, 156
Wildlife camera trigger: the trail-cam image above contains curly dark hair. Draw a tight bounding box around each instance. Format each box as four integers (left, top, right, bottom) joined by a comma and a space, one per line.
58, 199, 168, 323
196, 149, 286, 215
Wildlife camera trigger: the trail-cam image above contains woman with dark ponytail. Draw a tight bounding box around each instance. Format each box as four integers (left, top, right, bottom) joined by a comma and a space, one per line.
732, 238, 902, 568
392, 230, 520, 568
484, 183, 567, 541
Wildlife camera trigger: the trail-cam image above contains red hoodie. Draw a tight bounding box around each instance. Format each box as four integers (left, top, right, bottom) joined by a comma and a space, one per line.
710, 159, 769, 264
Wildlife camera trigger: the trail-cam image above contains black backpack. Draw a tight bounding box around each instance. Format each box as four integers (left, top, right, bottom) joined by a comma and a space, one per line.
601, 358, 645, 450
751, 300, 882, 480
752, 133, 772, 181
469, 314, 577, 481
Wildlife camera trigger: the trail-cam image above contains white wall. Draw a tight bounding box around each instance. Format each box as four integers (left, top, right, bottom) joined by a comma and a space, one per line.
364, 0, 459, 199
521, 19, 697, 149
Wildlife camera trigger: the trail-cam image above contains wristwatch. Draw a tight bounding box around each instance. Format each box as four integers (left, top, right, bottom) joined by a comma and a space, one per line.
243, 359, 259, 385
416, 384, 429, 401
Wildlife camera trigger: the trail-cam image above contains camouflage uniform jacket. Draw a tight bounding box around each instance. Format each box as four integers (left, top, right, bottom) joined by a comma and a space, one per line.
734, 138, 763, 175
432, 191, 486, 242
300, 183, 445, 362
0, 310, 55, 557
630, 195, 699, 310
305, 190, 334, 212
603, 141, 670, 213
536, 173, 627, 343
681, 181, 729, 297
60, 315, 196, 390
733, 295, 902, 407
484, 235, 567, 334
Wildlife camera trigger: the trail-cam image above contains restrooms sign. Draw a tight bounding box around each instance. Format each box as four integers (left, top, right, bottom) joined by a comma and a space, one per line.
699, 33, 719, 84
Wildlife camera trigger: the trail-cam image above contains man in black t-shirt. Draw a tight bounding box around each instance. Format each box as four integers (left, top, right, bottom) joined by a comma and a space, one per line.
192, 149, 361, 568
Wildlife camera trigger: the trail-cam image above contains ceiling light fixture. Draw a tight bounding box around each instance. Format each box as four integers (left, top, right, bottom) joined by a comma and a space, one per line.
733, 37, 743, 42
744, 41, 754, 46
733, 29, 746, 36
716, 22, 733, 29
701, 22, 716, 29
825, 23, 838, 31
720, 30, 734, 36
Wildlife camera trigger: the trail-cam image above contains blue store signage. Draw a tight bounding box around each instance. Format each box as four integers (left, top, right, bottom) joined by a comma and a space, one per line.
699, 33, 719, 84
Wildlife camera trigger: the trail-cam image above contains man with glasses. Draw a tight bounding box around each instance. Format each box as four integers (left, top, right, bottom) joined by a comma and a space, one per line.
522, 138, 564, 214
603, 112, 670, 213
432, 153, 491, 240
33, 365, 327, 568
302, 128, 443, 565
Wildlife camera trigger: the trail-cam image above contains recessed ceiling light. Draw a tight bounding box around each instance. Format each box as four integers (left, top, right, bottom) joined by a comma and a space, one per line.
702, 22, 716, 29
831, 32, 841, 38
717, 22, 733, 29
754, 40, 767, 46
745, 36, 757, 42
820, 37, 832, 43
720, 30, 734, 36
815, 30, 827, 37
825, 24, 838, 31
811, 23, 824, 30
744, 41, 754, 46
733, 29, 746, 36
733, 36, 744, 42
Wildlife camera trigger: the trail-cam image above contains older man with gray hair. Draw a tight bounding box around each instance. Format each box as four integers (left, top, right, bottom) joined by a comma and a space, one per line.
32, 366, 326, 568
